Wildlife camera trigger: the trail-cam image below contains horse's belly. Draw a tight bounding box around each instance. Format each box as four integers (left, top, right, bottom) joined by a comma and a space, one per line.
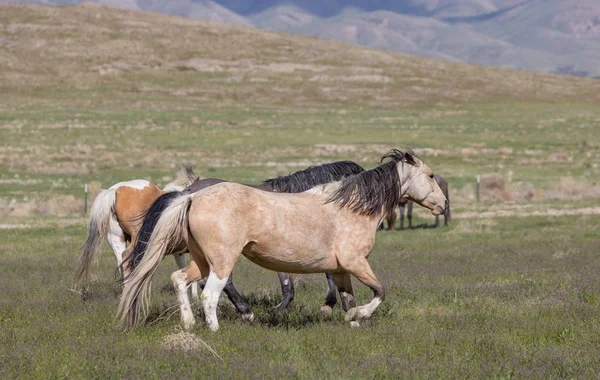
242, 242, 337, 274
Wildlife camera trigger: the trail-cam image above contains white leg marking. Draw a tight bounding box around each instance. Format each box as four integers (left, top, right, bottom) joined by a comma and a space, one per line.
190, 281, 199, 301
344, 297, 382, 322
106, 215, 127, 270
202, 272, 228, 332
172, 270, 195, 330
173, 254, 199, 301
363, 297, 382, 317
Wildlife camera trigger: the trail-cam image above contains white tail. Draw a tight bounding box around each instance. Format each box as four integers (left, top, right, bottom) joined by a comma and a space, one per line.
116, 194, 194, 330
74, 188, 116, 285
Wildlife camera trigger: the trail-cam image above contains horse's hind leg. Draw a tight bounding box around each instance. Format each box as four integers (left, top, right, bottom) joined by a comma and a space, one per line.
202, 270, 232, 332
187, 271, 253, 321
120, 245, 134, 280
275, 272, 295, 311
343, 259, 385, 326
222, 273, 254, 321
333, 273, 356, 312
174, 253, 199, 301
185, 237, 253, 321
171, 259, 203, 330
106, 215, 127, 279
320, 273, 338, 314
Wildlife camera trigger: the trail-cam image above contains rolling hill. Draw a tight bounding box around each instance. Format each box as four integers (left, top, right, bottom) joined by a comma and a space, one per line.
3, 0, 600, 77
1, 2, 599, 110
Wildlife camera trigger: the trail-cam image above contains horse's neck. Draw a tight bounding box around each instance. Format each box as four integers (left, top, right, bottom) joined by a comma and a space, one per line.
398, 163, 415, 197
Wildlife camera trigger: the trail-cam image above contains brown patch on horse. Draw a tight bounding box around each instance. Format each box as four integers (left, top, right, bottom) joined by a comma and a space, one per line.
114, 183, 162, 240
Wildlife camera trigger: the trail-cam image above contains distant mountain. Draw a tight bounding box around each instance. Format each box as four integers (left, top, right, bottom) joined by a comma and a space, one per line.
4, 0, 600, 77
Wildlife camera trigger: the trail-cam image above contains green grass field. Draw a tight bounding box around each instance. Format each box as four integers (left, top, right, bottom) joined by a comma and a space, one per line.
1, 215, 599, 378
1, 3, 600, 379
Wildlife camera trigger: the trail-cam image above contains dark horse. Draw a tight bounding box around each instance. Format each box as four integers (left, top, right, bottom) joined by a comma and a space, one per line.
123, 161, 365, 320
382, 174, 450, 230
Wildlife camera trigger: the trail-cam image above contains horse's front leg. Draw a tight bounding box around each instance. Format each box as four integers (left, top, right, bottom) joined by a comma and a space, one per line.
399, 203, 405, 230
343, 258, 385, 327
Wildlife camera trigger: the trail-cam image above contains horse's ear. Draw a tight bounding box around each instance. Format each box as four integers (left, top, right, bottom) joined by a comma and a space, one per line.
404, 152, 417, 166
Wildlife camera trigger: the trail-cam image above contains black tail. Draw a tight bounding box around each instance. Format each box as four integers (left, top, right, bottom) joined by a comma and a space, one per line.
123, 190, 184, 276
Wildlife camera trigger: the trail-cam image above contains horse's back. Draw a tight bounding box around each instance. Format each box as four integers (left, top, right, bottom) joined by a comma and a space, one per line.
182, 178, 228, 195
187, 182, 342, 271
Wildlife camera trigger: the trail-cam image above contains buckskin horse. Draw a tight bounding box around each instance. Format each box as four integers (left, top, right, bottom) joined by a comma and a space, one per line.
122, 161, 365, 319
74, 162, 197, 293
118, 150, 447, 331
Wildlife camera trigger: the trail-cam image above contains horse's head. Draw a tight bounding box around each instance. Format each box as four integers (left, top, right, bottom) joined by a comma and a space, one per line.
162, 161, 198, 192
399, 152, 447, 216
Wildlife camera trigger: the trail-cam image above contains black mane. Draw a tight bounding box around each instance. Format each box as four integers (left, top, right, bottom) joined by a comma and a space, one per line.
263, 161, 365, 193
327, 149, 416, 217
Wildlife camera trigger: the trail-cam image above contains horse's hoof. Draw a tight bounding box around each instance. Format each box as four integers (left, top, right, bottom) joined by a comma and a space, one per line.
344, 307, 359, 322
182, 320, 196, 331
349, 321, 360, 328
320, 305, 333, 316
241, 312, 254, 322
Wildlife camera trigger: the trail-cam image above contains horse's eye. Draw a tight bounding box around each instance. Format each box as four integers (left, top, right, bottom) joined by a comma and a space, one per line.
429, 174, 434, 179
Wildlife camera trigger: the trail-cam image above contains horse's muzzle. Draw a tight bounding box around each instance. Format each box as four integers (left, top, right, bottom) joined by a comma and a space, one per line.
432, 200, 447, 215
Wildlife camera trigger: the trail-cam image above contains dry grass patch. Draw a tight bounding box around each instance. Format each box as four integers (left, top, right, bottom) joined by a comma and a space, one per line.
162, 330, 223, 360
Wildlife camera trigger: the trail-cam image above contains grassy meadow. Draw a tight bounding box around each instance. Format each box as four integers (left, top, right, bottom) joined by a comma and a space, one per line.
1, 3, 600, 378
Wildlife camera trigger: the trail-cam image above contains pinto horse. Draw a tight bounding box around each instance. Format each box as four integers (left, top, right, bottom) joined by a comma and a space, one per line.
383, 174, 451, 230
74, 162, 197, 292
123, 161, 365, 319
118, 150, 447, 331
